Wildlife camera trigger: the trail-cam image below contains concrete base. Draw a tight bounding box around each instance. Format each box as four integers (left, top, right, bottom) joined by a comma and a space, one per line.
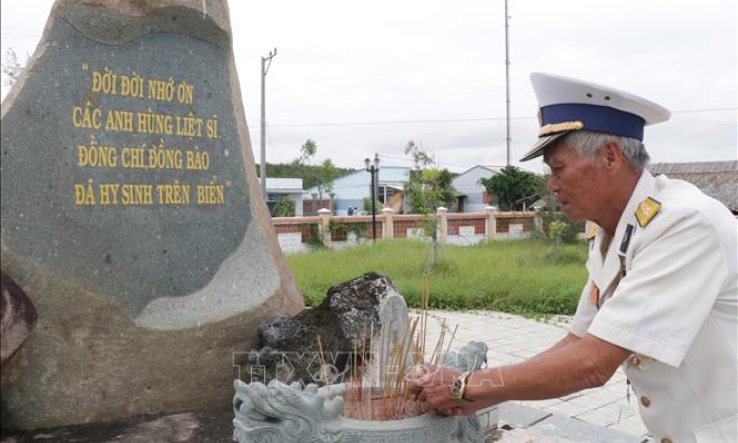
0, 409, 235, 443
0, 404, 647, 443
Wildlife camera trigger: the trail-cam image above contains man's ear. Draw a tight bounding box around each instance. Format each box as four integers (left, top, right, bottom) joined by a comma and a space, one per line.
599, 141, 623, 172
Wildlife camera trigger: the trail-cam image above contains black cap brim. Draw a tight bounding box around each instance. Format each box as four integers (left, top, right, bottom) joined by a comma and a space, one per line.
519, 132, 567, 162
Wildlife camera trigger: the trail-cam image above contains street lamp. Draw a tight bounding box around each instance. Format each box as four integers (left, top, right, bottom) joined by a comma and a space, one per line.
364, 154, 380, 242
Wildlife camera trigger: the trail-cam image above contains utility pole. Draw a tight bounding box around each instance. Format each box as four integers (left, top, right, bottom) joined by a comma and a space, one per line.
504, 0, 511, 166
260, 48, 277, 200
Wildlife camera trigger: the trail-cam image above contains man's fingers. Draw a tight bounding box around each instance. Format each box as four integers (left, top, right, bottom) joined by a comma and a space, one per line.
407, 372, 435, 388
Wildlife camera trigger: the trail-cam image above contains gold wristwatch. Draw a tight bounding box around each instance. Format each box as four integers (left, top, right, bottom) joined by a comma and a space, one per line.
451, 371, 472, 401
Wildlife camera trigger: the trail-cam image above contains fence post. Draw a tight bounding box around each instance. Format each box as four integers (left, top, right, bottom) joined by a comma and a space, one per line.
534, 212, 543, 236
485, 206, 497, 240
382, 207, 394, 240
437, 207, 448, 244
318, 208, 332, 248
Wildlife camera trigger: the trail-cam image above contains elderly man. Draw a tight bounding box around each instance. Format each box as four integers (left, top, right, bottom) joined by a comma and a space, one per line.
409, 73, 737, 443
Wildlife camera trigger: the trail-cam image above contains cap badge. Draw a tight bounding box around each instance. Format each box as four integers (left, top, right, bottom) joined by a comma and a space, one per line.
635, 197, 662, 228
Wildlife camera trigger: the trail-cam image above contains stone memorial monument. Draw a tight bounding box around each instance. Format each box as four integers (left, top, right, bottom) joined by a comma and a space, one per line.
0, 0, 304, 429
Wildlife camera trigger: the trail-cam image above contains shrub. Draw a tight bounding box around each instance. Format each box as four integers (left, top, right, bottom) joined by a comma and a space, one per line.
549, 220, 568, 244
363, 197, 383, 215
272, 196, 295, 217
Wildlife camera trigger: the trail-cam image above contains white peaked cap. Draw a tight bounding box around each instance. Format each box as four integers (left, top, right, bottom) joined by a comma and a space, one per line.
520, 73, 671, 162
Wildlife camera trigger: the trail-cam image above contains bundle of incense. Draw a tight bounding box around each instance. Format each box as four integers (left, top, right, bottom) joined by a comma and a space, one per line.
441, 324, 459, 365
338, 270, 473, 421
316, 335, 327, 385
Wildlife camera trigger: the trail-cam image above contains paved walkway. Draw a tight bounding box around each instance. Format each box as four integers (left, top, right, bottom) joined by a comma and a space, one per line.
419, 309, 650, 442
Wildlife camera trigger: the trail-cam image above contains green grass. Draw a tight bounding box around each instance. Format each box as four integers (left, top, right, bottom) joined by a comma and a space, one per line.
286, 239, 588, 317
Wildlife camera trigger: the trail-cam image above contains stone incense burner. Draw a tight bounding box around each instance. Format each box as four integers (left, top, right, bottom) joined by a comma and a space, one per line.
233, 341, 495, 443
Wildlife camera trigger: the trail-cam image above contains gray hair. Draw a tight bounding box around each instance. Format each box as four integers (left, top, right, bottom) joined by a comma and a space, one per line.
560, 130, 650, 169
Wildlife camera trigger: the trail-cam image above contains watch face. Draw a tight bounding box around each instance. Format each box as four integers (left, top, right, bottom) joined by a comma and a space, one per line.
452, 378, 462, 397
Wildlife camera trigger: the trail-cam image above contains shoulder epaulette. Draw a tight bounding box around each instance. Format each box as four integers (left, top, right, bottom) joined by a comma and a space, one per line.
586, 223, 599, 240
635, 197, 661, 228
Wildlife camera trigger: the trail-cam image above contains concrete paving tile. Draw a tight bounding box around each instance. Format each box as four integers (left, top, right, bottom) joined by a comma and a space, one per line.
511, 349, 539, 359
497, 356, 526, 365
491, 427, 584, 443
573, 409, 620, 427
532, 414, 644, 443
568, 394, 619, 410
519, 398, 564, 409
526, 344, 555, 353
592, 402, 641, 423
545, 401, 591, 418
607, 413, 649, 437
497, 402, 552, 428
488, 354, 517, 365
559, 392, 585, 401
490, 344, 519, 354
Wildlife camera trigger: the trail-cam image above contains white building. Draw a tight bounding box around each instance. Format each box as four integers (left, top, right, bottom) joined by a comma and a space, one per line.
305, 166, 411, 215
452, 165, 504, 213
266, 178, 304, 216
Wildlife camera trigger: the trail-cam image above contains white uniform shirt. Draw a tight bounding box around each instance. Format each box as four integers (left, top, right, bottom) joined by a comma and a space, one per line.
570, 170, 737, 443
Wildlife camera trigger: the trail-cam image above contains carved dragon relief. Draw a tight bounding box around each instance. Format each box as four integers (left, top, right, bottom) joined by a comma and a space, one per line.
233, 341, 491, 443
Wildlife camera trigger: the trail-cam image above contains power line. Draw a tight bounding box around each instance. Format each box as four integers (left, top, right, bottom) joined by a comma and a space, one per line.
253, 116, 535, 128
247, 107, 736, 129
257, 119, 504, 143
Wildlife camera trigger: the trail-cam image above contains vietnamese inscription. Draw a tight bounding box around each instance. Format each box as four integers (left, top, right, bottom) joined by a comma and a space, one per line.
71, 65, 229, 207
0, 18, 251, 317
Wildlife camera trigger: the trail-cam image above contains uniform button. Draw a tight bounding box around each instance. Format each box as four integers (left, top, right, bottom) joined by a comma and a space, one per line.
640, 396, 651, 407
629, 355, 641, 367
660, 438, 672, 443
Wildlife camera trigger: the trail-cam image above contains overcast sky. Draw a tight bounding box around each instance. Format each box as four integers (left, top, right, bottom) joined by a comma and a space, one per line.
2, 0, 736, 173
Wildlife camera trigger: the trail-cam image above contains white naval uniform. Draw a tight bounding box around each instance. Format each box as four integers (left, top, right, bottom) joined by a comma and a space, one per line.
570, 170, 737, 443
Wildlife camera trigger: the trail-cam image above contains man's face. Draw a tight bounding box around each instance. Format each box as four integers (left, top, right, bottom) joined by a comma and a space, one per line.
543, 142, 607, 222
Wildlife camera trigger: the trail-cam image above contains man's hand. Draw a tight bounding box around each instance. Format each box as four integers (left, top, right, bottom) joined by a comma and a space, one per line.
407, 366, 488, 416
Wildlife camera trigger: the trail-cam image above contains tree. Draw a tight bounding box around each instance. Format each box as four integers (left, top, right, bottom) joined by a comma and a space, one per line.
298, 139, 317, 165
402, 140, 456, 214
363, 197, 382, 215
404, 140, 433, 170
315, 158, 340, 199
2, 48, 24, 88
257, 162, 353, 190
534, 172, 559, 211
480, 166, 539, 211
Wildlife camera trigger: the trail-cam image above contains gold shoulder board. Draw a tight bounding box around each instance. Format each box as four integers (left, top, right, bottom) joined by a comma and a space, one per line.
587, 223, 599, 240
635, 197, 662, 228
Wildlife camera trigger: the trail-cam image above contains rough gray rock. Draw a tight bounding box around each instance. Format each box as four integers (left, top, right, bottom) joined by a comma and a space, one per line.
241, 272, 408, 386
0, 272, 37, 385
